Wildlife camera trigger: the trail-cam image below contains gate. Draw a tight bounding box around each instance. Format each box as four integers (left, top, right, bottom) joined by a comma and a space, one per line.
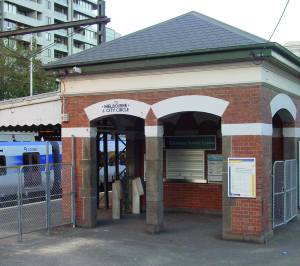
273, 159, 298, 228
0, 163, 75, 240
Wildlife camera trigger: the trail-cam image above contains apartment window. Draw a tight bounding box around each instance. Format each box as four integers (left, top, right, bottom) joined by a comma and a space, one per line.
73, 12, 89, 20
4, 20, 16, 30
47, 1, 51, 9
73, 0, 93, 11
47, 33, 51, 41
47, 49, 51, 57
4, 2, 17, 14
0, 156, 7, 176
47, 16, 51, 25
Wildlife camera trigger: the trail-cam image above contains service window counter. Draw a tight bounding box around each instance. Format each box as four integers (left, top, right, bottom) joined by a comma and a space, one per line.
164, 136, 223, 183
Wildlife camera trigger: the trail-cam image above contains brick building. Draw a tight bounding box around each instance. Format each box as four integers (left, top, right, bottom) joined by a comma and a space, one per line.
45, 11, 300, 243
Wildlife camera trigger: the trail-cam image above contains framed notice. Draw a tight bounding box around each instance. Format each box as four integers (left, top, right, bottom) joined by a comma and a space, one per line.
228, 158, 256, 198
207, 155, 223, 182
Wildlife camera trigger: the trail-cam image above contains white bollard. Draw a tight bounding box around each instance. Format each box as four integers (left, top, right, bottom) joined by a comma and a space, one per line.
132, 178, 144, 214
112, 180, 121, 219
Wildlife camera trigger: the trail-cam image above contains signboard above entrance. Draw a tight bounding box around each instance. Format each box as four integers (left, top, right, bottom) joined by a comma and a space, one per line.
164, 136, 216, 150
101, 102, 129, 115
84, 99, 151, 121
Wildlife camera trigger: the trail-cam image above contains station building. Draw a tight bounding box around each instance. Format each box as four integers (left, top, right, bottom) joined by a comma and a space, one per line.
45, 11, 300, 243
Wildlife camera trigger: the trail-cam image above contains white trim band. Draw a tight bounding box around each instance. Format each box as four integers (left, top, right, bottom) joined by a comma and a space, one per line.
222, 123, 273, 136
62, 127, 97, 138
145, 126, 164, 137
272, 127, 300, 138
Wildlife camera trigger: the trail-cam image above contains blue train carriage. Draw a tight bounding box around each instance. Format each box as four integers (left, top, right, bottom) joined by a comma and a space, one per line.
0, 141, 62, 197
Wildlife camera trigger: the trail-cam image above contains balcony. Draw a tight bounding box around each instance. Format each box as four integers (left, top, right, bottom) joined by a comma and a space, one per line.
54, 11, 68, 22
4, 12, 41, 27
54, 43, 68, 53
55, 29, 68, 37
54, 0, 68, 7
13, 0, 44, 13
73, 32, 97, 45
73, 4, 95, 17
73, 47, 84, 54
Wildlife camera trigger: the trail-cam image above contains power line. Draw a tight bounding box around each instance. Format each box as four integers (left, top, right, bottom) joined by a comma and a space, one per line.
268, 0, 290, 41
33, 24, 91, 57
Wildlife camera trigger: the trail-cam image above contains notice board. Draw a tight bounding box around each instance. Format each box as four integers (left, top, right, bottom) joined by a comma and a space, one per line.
228, 158, 256, 198
207, 155, 223, 182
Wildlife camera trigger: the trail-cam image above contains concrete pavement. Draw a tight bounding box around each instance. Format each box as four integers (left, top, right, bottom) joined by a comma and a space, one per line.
0, 213, 299, 266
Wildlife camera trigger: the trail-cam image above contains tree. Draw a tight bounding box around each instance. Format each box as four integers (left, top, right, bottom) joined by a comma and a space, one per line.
0, 38, 57, 101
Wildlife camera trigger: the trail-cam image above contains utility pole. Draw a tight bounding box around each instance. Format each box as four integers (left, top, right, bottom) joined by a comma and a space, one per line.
29, 34, 33, 96
97, 0, 106, 45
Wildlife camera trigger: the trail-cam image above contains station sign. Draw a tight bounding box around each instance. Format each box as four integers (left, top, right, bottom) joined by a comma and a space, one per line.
101, 101, 130, 115
164, 136, 216, 150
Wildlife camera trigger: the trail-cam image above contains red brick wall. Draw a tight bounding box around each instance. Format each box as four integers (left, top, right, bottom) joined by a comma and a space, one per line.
61, 83, 300, 238
230, 136, 272, 236
164, 182, 222, 212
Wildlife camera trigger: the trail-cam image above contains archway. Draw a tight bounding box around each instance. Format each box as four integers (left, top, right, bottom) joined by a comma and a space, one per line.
85, 99, 150, 223
271, 94, 298, 228
145, 95, 229, 233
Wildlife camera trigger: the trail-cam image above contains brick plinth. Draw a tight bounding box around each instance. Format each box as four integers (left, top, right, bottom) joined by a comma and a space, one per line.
164, 182, 222, 212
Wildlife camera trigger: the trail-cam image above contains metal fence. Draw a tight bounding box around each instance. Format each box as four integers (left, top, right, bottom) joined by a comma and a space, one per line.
0, 163, 75, 241
273, 159, 298, 228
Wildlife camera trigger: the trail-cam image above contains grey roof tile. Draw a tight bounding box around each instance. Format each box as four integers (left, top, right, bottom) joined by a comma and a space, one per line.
46, 11, 266, 68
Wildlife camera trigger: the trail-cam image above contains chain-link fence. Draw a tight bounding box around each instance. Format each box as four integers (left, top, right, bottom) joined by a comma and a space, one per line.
0, 163, 75, 241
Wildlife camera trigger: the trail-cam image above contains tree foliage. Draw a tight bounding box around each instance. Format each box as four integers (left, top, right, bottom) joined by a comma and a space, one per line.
0, 39, 57, 101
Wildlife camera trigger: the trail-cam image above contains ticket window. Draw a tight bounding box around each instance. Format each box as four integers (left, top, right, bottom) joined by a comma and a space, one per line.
166, 149, 206, 182
164, 136, 223, 183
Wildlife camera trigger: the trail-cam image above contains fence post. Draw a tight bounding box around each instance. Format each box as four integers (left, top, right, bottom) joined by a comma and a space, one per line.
71, 135, 76, 227
46, 142, 51, 234
17, 167, 23, 242
284, 160, 287, 224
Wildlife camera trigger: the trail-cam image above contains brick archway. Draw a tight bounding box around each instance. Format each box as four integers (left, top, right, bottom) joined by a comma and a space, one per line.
151, 95, 229, 119
270, 93, 297, 120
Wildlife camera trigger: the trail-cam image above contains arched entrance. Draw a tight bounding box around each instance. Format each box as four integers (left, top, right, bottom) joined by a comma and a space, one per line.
271, 94, 298, 228
146, 95, 229, 233
84, 99, 150, 223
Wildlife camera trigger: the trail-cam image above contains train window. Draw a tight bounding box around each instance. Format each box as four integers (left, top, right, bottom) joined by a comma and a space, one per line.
0, 156, 7, 176
22, 152, 42, 187
23, 152, 40, 165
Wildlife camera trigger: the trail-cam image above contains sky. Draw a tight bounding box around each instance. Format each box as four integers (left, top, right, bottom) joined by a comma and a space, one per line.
105, 0, 299, 45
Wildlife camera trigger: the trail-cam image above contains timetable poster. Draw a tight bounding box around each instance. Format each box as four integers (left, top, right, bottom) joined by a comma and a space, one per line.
228, 158, 256, 198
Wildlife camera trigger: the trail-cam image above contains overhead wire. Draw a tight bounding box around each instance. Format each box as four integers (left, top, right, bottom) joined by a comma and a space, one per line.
268, 0, 290, 41
32, 24, 92, 57
251, 0, 290, 65
1, 23, 92, 61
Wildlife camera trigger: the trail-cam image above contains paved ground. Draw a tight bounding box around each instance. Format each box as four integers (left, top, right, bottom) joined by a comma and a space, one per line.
0, 213, 299, 266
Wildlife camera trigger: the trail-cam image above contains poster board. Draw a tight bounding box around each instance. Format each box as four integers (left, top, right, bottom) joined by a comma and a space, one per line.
228, 158, 256, 198
207, 155, 223, 182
